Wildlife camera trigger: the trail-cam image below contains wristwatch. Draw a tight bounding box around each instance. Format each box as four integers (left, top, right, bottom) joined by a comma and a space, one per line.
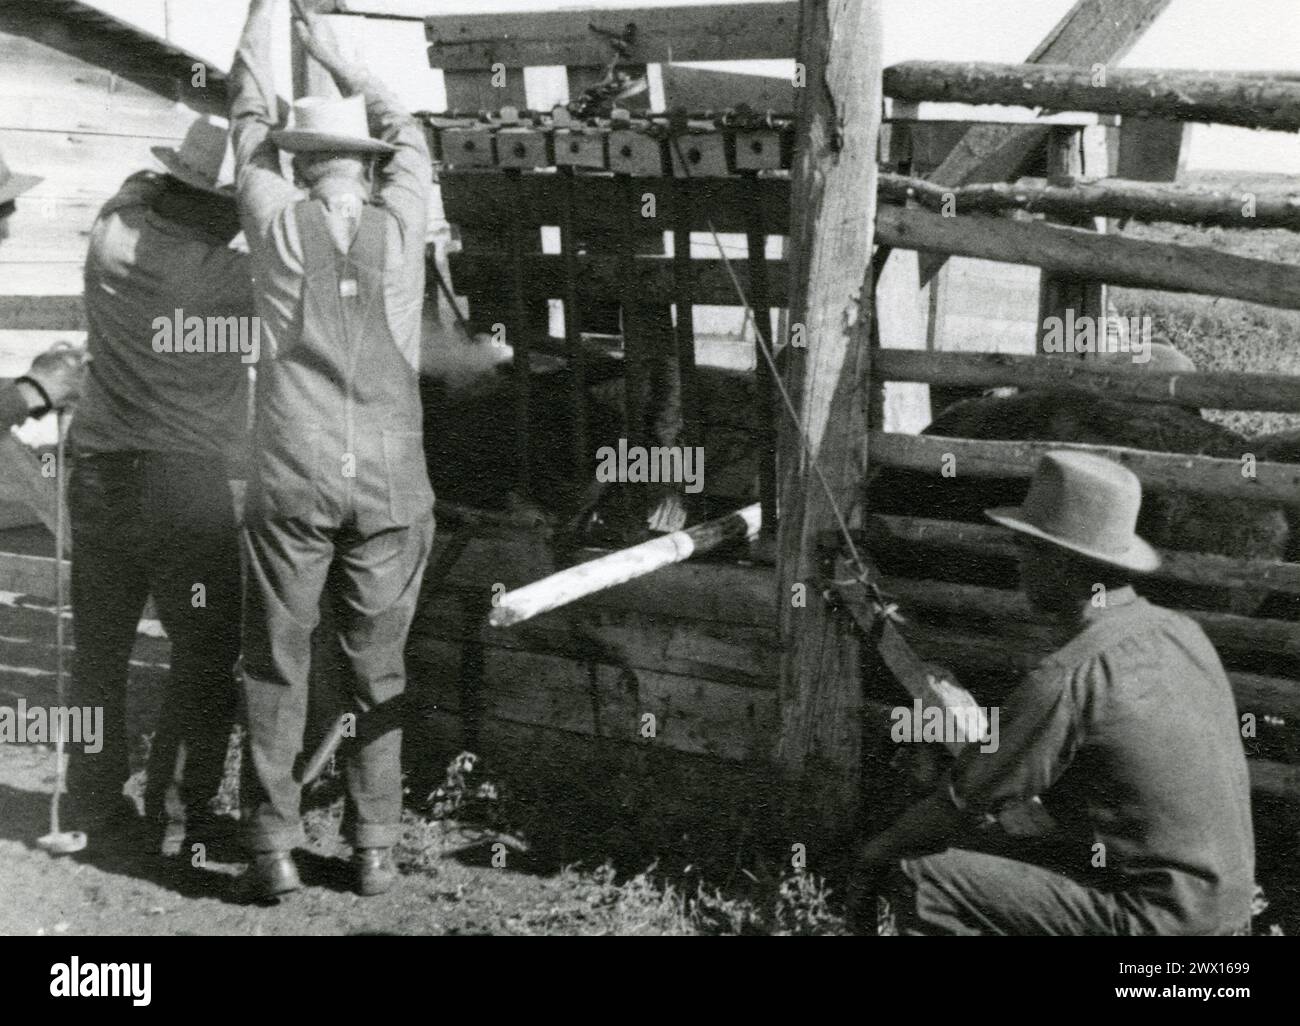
14, 376, 53, 417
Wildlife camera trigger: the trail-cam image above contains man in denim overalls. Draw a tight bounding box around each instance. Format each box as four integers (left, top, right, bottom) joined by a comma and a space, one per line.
230, 0, 434, 899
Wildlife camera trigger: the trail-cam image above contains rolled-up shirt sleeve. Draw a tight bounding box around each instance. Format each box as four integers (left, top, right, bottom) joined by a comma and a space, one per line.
229, 13, 296, 245
358, 74, 430, 260
944, 657, 1086, 816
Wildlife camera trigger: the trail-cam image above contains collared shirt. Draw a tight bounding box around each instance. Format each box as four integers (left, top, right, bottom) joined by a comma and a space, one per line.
228, 30, 429, 372
945, 586, 1255, 935
74, 172, 254, 466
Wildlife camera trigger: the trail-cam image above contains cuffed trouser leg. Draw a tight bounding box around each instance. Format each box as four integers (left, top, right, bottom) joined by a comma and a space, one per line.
890, 848, 1140, 936
332, 514, 434, 849
240, 514, 335, 853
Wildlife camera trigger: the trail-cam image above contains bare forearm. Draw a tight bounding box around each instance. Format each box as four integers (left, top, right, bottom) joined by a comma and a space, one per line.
231, 0, 279, 128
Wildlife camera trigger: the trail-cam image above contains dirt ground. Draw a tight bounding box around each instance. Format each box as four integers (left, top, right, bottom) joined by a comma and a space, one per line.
0, 588, 715, 937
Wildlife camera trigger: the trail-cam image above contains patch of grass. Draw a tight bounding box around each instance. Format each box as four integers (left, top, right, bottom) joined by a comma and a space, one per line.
1112, 173, 1300, 438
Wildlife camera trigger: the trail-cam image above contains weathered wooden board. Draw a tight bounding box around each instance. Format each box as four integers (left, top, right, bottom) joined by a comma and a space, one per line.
412, 586, 778, 687
878, 205, 1300, 312
0, 5, 225, 119
661, 63, 796, 114
424, 4, 799, 70
439, 172, 791, 234
873, 350, 1300, 413
1117, 117, 1188, 182
888, 577, 1300, 667
448, 252, 786, 309
885, 62, 1300, 133
870, 433, 1300, 506
422, 531, 776, 627
871, 514, 1300, 598
917, 0, 1174, 281
0, 297, 86, 332
880, 173, 1300, 232
408, 635, 776, 762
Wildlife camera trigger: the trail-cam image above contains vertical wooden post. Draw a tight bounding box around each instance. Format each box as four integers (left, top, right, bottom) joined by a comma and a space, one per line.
776, 0, 883, 845
560, 168, 590, 476
672, 178, 700, 450
506, 170, 533, 496
1036, 126, 1106, 359
744, 177, 777, 534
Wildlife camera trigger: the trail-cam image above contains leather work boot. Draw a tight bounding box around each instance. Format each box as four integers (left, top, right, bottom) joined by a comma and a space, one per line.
240, 851, 302, 903
352, 847, 395, 896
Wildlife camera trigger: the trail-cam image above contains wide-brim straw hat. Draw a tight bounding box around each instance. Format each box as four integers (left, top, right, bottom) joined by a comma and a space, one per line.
0, 151, 42, 205
152, 115, 236, 196
986, 450, 1161, 573
271, 95, 396, 155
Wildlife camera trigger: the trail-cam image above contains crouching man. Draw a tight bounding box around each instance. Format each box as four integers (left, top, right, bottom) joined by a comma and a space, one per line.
231, 0, 434, 899
852, 452, 1255, 935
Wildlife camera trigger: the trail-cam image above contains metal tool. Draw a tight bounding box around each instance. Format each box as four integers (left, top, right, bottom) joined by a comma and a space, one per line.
37, 409, 86, 856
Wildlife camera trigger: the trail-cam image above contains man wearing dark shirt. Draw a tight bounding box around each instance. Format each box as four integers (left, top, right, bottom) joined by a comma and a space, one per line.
853, 451, 1255, 935
68, 116, 253, 855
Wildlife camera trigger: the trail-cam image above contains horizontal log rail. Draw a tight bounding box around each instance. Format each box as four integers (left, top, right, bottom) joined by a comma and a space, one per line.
884, 576, 1300, 662
875, 205, 1300, 312
883, 61, 1300, 132
868, 432, 1300, 505
872, 350, 1300, 413
899, 620, 1300, 726
867, 515, 1300, 598
896, 621, 1300, 802
879, 172, 1300, 232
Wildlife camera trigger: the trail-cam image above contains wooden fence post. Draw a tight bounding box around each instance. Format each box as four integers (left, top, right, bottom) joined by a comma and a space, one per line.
1037, 126, 1106, 358
775, 0, 883, 852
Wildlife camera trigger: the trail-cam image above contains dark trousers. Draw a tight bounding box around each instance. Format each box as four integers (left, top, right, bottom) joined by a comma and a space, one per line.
66, 451, 241, 827
891, 848, 1152, 936
240, 509, 434, 852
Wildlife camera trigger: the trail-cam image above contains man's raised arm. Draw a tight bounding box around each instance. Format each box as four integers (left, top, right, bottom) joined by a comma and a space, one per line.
231, 0, 296, 238
291, 2, 430, 244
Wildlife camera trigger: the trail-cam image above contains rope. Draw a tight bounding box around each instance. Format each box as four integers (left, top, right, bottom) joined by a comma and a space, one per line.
665, 132, 877, 589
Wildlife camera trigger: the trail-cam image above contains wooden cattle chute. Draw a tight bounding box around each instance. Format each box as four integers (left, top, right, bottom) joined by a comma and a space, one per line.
870, 57, 1300, 807
426, 106, 795, 520
403, 2, 801, 797
396, 0, 1300, 836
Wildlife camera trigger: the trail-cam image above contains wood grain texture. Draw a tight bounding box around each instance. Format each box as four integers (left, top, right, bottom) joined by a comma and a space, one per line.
916, 0, 1173, 281
877, 205, 1300, 312
886, 62, 1300, 133
869, 515, 1300, 599
873, 350, 1300, 413
774, 0, 882, 822
870, 432, 1300, 505
424, 3, 798, 71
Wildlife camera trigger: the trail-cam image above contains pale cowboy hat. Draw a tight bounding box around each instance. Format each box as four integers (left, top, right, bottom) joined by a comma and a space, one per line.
270, 95, 396, 155
0, 150, 42, 206
151, 115, 236, 196
985, 451, 1161, 573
